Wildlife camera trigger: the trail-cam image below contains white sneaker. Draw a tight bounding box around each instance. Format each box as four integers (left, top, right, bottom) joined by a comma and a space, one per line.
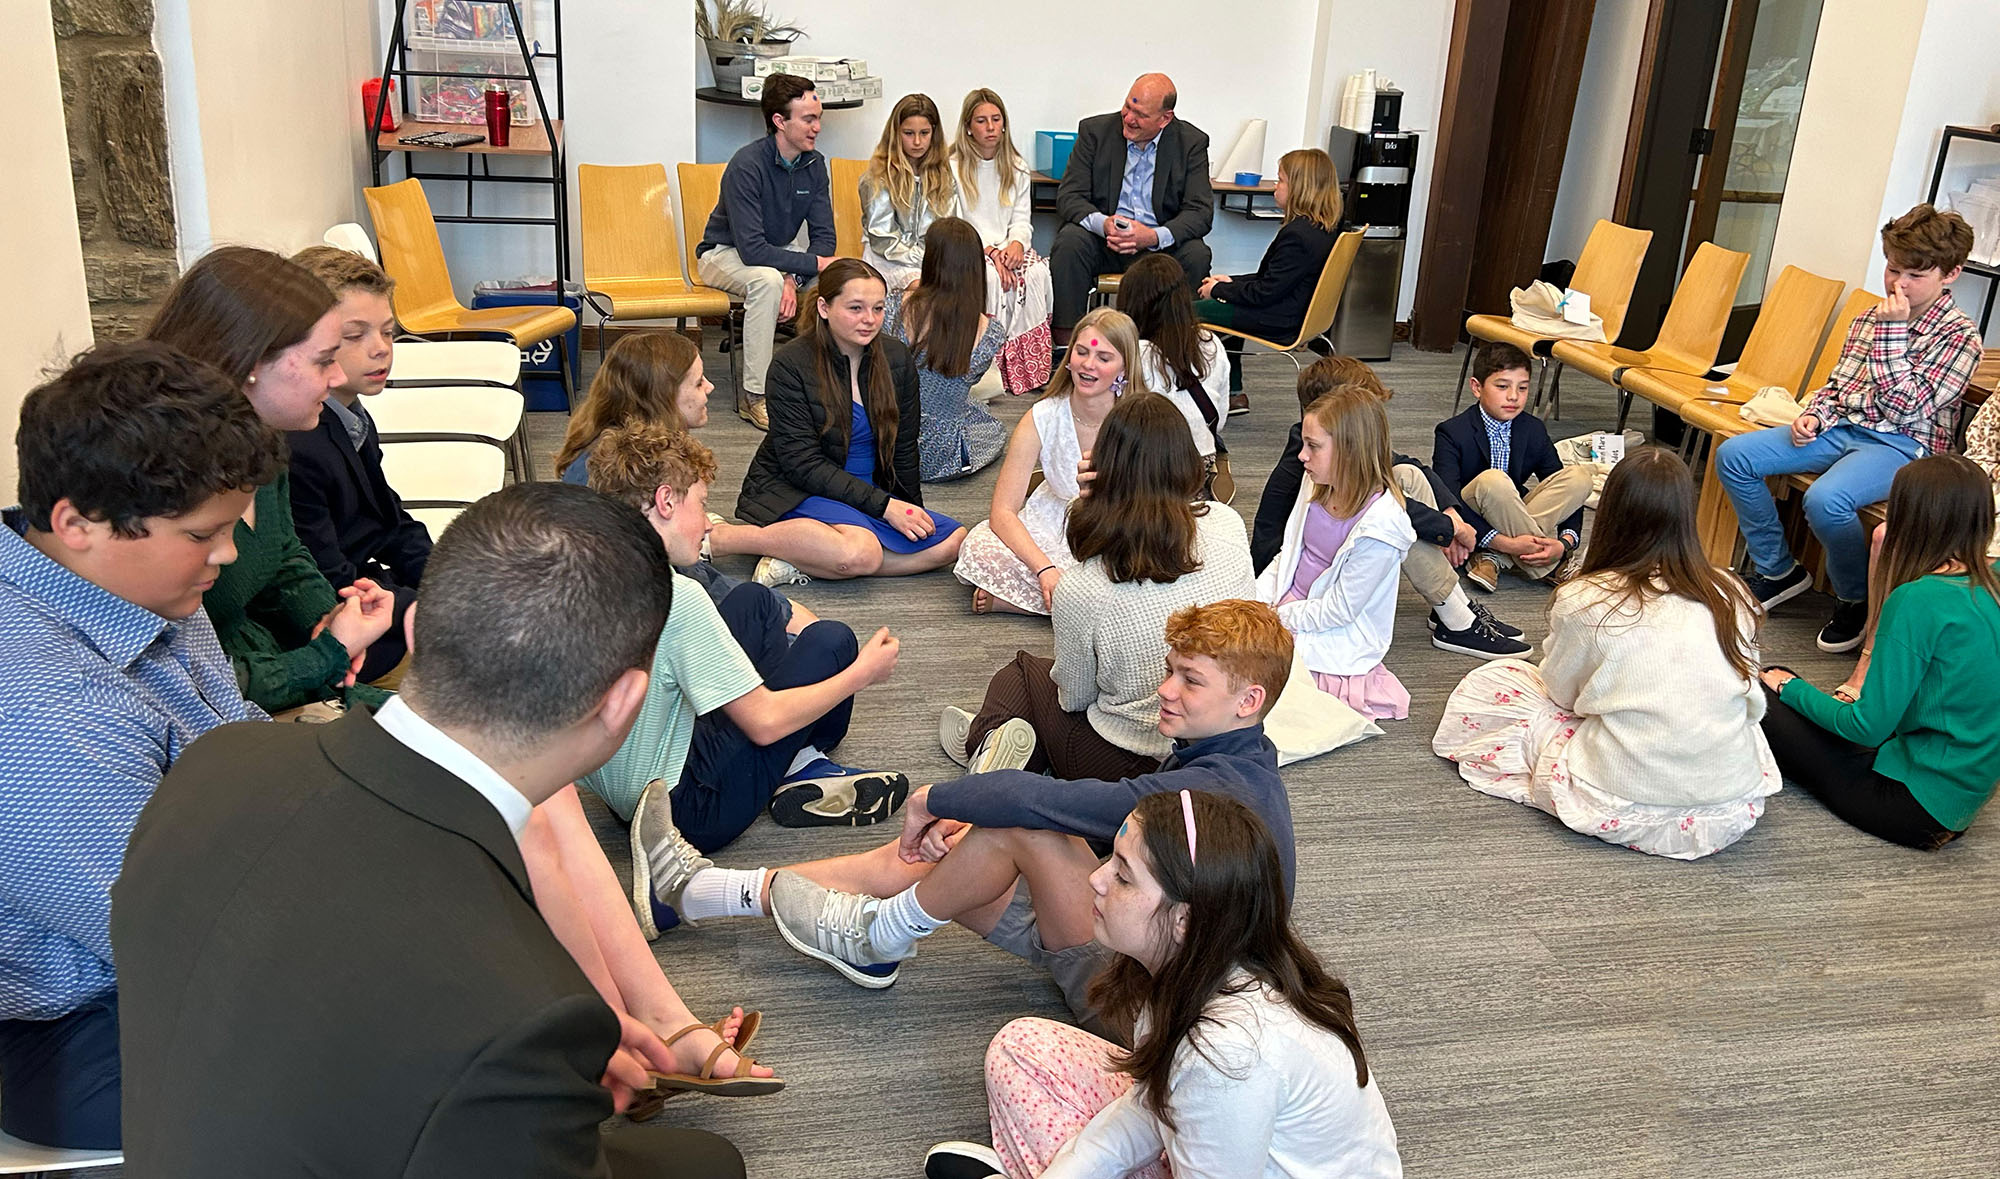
969, 718, 1036, 774
939, 706, 974, 768
925, 1141, 1004, 1179
753, 556, 810, 588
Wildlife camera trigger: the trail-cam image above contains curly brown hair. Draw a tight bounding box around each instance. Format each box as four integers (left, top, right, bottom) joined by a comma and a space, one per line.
584, 422, 719, 511
1880, 203, 1974, 274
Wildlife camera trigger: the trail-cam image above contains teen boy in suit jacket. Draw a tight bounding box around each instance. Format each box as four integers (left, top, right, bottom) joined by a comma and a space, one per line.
113, 483, 743, 1178
1051, 73, 1214, 337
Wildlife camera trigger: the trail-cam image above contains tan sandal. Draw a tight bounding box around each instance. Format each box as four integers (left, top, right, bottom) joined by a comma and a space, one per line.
645, 1021, 785, 1097
626, 1011, 767, 1118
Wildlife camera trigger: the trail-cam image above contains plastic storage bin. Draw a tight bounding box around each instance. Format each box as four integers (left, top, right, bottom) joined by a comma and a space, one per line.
470, 281, 581, 411
1034, 131, 1076, 179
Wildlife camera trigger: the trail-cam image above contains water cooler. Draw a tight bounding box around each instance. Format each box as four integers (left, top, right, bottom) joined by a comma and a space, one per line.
1325, 122, 1418, 361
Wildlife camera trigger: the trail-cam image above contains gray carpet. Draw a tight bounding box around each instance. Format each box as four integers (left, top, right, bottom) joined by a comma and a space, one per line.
467, 345, 1993, 1175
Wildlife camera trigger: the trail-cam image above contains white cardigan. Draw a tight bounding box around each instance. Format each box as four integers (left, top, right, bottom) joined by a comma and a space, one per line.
1540, 575, 1772, 807
1043, 979, 1403, 1179
1254, 480, 1415, 675
1139, 337, 1226, 457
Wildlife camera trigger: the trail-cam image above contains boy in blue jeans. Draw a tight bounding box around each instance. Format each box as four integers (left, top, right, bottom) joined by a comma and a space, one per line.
1715, 204, 1981, 652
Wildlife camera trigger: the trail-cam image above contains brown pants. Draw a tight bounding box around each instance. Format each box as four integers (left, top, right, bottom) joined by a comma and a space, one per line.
967, 651, 1162, 782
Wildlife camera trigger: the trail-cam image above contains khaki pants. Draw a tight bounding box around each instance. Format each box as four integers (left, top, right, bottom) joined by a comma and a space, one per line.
1394, 464, 1460, 607
694, 224, 813, 402
1462, 465, 1596, 579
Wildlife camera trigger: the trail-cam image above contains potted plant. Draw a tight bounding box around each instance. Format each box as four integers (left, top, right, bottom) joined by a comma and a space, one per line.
697, 1, 805, 89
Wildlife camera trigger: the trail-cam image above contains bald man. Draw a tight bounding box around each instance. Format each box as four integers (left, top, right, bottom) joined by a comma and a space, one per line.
1051, 74, 1215, 341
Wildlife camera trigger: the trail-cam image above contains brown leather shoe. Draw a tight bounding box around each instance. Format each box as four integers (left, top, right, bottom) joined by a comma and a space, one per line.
1228, 391, 1250, 416
737, 396, 769, 431
1464, 553, 1501, 592
1546, 546, 1584, 586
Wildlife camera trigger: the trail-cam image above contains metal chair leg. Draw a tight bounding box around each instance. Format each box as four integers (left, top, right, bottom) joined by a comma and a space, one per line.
597, 311, 613, 364
1453, 340, 1475, 413
554, 334, 578, 412
1615, 388, 1634, 434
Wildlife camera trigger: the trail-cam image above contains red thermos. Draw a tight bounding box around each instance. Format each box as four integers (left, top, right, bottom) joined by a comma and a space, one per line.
484, 84, 511, 148
362, 77, 395, 132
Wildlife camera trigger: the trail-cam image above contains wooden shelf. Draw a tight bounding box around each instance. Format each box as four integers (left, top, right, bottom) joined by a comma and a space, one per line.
376, 118, 562, 157
1028, 170, 1276, 195
696, 86, 863, 111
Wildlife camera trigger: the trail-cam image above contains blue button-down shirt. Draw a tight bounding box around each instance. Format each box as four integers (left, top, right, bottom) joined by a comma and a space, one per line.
0, 510, 262, 1021
1081, 134, 1177, 251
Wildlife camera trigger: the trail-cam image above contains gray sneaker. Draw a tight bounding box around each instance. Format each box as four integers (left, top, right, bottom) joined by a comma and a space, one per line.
628, 779, 711, 940
767, 869, 905, 988
753, 556, 810, 588
939, 706, 975, 768
969, 717, 1036, 774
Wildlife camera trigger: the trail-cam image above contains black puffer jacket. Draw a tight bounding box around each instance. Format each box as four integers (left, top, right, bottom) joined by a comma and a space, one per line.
736, 334, 925, 525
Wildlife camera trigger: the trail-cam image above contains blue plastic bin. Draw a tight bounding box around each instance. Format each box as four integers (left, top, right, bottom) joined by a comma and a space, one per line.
469, 284, 581, 411
1034, 131, 1076, 179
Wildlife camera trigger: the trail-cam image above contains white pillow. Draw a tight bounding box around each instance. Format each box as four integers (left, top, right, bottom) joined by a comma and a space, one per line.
1263, 649, 1380, 765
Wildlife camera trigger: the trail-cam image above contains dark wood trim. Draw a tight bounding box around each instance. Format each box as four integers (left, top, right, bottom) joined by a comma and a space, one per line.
1682, 0, 1759, 264
1410, 0, 1513, 352
1613, 0, 1672, 222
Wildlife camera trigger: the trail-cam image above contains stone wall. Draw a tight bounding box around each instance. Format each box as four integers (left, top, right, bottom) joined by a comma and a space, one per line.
54, 0, 178, 341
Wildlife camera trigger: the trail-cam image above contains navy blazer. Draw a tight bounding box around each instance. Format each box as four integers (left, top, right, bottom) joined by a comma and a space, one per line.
1055, 112, 1215, 247
1431, 404, 1583, 541
1211, 218, 1338, 341
286, 406, 431, 675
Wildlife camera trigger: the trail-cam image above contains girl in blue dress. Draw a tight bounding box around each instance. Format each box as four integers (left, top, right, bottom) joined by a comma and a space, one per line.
733, 258, 967, 585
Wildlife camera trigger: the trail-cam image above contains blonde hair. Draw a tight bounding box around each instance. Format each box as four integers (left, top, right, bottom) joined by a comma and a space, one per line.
1302, 385, 1402, 517
867, 93, 955, 219
1046, 308, 1149, 400
1279, 149, 1342, 233
951, 88, 1028, 210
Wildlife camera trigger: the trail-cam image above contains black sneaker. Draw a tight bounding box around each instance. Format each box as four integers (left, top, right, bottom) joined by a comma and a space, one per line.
1816, 598, 1868, 653
1742, 563, 1813, 610
1468, 599, 1524, 638
768, 760, 911, 827
1432, 615, 1533, 660
925, 1142, 1004, 1179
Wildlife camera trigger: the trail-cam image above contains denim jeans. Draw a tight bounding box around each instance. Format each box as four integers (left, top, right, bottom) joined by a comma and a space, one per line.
1714, 424, 1924, 600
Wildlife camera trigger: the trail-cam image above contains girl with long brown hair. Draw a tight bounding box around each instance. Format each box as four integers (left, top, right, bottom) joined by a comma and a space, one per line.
1433, 447, 1782, 859
147, 246, 397, 710
931, 789, 1401, 1178
950, 87, 1054, 394
883, 217, 1009, 481
861, 93, 956, 293
1120, 252, 1227, 461
1759, 454, 2000, 849
732, 258, 966, 583
952, 392, 1253, 781
554, 330, 711, 484
954, 307, 1146, 616
1195, 147, 1345, 405
1254, 385, 1416, 720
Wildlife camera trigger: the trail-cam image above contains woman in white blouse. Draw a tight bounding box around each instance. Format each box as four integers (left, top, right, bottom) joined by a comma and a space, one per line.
861, 93, 956, 294
924, 790, 1402, 1179
951, 88, 1055, 395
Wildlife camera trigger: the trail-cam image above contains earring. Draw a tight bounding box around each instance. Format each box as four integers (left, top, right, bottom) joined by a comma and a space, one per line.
246, 375, 258, 385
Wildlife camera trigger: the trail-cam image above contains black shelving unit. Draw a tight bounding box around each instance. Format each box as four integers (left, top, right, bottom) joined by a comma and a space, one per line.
1926, 123, 2000, 334
369, 0, 568, 293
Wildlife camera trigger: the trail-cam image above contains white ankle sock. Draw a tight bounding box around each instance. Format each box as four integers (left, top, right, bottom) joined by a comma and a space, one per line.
785, 745, 826, 777
680, 867, 770, 921
1435, 586, 1477, 631
869, 884, 948, 958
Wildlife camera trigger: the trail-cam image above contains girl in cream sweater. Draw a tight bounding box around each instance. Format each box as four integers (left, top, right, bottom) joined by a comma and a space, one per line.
1431, 447, 1780, 859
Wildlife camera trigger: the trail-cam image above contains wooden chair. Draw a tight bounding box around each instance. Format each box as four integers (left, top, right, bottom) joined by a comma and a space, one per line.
363, 178, 580, 409
830, 157, 869, 259
1621, 265, 1844, 421
1204, 227, 1367, 372
1547, 240, 1749, 431
676, 162, 748, 393
578, 163, 733, 363
1678, 287, 1877, 448
1455, 219, 1652, 416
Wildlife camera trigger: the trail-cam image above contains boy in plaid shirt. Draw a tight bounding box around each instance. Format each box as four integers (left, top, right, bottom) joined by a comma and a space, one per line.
1716, 203, 1982, 653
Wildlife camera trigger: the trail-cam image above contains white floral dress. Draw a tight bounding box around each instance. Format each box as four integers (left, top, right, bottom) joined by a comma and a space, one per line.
953, 395, 1081, 614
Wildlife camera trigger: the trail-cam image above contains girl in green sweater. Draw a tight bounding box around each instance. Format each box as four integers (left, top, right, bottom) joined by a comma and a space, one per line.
1759, 455, 2000, 848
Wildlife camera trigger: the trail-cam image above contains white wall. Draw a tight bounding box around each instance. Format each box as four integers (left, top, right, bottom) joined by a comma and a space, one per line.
4, 0, 94, 497
158, 0, 383, 258
1548, 0, 1650, 263
1765, 0, 1928, 306
1865, 0, 2000, 339
692, 0, 1321, 274
1310, 0, 1455, 317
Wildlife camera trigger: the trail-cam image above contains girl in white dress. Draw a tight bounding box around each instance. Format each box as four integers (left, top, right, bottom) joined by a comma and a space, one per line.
951, 88, 1054, 395
1432, 447, 1781, 859
861, 93, 955, 294
954, 307, 1145, 615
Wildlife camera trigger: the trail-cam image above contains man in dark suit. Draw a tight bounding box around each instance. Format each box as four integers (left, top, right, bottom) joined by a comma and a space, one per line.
1051, 73, 1215, 340
113, 483, 744, 1178
1432, 342, 1595, 591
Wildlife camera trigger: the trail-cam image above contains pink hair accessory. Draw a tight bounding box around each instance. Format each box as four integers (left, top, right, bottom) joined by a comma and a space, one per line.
1179, 789, 1197, 866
